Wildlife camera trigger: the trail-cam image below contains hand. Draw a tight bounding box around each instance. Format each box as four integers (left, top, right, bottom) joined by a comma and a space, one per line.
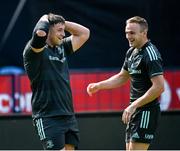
40, 14, 49, 22
87, 83, 100, 96
122, 104, 136, 124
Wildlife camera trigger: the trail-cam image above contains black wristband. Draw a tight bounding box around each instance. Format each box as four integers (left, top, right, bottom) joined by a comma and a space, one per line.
30, 33, 47, 49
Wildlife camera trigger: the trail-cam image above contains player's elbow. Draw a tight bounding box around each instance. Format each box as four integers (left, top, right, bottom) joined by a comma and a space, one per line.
160, 84, 165, 94
157, 83, 164, 95
86, 28, 90, 39
82, 28, 90, 42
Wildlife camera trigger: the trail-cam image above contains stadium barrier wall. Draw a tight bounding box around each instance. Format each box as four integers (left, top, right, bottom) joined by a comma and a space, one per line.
0, 70, 180, 115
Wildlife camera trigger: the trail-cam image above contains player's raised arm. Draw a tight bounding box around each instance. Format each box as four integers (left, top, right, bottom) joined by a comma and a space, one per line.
87, 69, 130, 96
65, 21, 90, 51
30, 15, 50, 53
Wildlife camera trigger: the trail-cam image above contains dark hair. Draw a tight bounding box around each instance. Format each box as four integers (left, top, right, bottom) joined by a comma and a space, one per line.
48, 13, 65, 25
126, 16, 148, 32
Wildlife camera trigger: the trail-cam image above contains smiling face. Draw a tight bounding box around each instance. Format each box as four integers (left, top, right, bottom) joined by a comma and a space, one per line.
125, 22, 148, 49
47, 23, 65, 46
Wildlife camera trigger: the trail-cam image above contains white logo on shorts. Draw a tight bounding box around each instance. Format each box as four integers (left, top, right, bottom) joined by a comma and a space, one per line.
145, 134, 154, 139
46, 140, 54, 149
132, 132, 140, 139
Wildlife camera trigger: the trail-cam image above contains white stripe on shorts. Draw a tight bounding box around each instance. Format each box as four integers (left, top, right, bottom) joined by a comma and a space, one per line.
36, 118, 46, 140
140, 111, 150, 129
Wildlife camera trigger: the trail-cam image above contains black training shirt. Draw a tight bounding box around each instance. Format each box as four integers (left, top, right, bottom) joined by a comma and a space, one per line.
122, 41, 163, 104
23, 37, 74, 119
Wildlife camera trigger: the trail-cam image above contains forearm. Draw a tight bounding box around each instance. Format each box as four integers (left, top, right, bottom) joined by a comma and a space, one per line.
121, 86, 161, 125
122, 75, 164, 124
64, 21, 90, 51
31, 15, 49, 52
98, 73, 129, 90
132, 85, 164, 108
65, 21, 89, 36
33, 15, 49, 34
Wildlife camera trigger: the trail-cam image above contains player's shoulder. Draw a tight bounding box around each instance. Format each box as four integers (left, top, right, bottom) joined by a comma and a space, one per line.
126, 47, 134, 56
61, 37, 71, 45
143, 41, 161, 61
23, 40, 32, 56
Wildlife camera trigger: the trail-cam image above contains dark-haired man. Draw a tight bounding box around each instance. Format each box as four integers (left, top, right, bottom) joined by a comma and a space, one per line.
23, 13, 90, 150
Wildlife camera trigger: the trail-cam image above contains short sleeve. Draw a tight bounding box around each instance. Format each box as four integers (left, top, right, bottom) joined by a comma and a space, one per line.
122, 48, 133, 71
122, 56, 128, 71
62, 37, 73, 56
145, 56, 163, 78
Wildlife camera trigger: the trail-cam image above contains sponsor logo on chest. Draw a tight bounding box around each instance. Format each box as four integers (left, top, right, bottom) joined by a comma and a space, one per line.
48, 47, 66, 63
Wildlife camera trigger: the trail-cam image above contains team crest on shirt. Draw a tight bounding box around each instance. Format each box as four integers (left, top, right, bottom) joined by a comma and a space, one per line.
128, 55, 142, 74
57, 46, 64, 54
49, 46, 66, 63
131, 55, 143, 68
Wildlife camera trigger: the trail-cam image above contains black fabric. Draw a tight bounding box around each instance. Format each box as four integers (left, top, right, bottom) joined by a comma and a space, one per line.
33, 21, 50, 34
125, 103, 161, 144
33, 115, 80, 150
62, 37, 73, 55
30, 21, 50, 49
30, 33, 47, 49
23, 37, 74, 119
122, 41, 163, 101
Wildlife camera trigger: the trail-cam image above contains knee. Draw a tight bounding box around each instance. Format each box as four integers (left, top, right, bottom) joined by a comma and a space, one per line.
65, 144, 75, 150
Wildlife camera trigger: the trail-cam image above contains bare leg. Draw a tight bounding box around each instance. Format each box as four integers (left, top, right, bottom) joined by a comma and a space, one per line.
127, 142, 150, 150
65, 144, 75, 150
126, 142, 130, 150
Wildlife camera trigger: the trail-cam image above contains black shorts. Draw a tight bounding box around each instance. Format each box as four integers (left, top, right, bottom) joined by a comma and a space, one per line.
125, 104, 160, 144
33, 115, 80, 150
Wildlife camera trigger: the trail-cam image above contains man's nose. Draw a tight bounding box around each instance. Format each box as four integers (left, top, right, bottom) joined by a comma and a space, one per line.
62, 31, 65, 37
